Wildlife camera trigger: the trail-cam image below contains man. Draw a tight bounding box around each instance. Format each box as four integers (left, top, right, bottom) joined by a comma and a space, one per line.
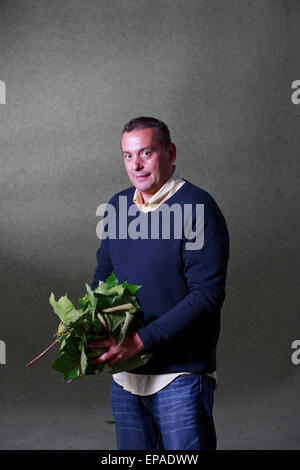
89, 117, 230, 450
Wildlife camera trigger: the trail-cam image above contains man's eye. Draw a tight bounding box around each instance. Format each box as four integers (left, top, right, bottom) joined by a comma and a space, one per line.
124, 154, 131, 159
142, 151, 151, 157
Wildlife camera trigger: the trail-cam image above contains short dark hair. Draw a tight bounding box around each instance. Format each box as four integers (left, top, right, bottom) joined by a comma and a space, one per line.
122, 116, 172, 150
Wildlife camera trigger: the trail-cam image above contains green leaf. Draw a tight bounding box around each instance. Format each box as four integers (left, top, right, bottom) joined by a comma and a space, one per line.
95, 294, 115, 310
104, 272, 119, 289
45, 271, 153, 382
85, 284, 97, 321
121, 281, 142, 295
91, 316, 105, 334
72, 324, 85, 339
78, 293, 90, 310
92, 362, 106, 374
49, 293, 83, 325
52, 351, 80, 380
107, 312, 127, 332
109, 351, 154, 374
102, 312, 114, 332
61, 330, 81, 355
80, 343, 88, 375
109, 294, 139, 313
86, 348, 107, 375
95, 284, 125, 297
117, 311, 135, 345
84, 362, 104, 375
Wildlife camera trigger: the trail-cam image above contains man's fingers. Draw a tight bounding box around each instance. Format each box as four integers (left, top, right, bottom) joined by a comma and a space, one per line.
107, 355, 125, 367
90, 352, 111, 364
90, 356, 106, 364
91, 350, 125, 366
91, 352, 119, 365
88, 339, 115, 348
88, 334, 138, 367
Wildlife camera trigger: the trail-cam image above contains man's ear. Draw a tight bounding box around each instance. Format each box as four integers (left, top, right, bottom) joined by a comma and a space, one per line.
168, 143, 176, 163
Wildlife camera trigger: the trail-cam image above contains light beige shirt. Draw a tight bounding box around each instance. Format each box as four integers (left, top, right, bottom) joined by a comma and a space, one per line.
112, 165, 217, 395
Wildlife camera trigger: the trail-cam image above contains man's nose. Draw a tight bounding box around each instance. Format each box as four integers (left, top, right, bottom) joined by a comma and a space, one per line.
132, 155, 143, 170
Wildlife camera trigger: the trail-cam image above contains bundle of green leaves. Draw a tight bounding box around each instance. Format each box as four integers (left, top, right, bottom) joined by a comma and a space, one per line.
26, 272, 153, 381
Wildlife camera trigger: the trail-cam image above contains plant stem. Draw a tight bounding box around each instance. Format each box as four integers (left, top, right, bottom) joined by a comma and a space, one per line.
26, 340, 58, 367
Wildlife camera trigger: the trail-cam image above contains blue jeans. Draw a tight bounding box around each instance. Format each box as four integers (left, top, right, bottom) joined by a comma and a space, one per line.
110, 373, 216, 450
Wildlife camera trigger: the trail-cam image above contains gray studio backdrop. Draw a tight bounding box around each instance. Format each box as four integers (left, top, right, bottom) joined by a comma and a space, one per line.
1, 0, 299, 449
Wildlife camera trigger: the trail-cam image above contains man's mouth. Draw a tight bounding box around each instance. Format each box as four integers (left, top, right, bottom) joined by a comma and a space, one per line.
135, 174, 150, 179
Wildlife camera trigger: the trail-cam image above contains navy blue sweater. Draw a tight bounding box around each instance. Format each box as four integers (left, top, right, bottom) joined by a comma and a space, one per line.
91, 179, 230, 375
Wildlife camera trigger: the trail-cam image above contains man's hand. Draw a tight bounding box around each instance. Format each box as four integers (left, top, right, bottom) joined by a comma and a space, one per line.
88, 332, 144, 367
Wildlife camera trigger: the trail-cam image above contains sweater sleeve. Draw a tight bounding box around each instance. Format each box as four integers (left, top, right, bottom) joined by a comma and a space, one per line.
90, 237, 113, 291
137, 199, 230, 351
90, 200, 114, 291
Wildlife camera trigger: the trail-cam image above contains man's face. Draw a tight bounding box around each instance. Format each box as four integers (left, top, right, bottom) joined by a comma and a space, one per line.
121, 127, 176, 201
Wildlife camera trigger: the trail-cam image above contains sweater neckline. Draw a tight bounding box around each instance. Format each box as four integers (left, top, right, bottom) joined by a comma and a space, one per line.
130, 178, 191, 207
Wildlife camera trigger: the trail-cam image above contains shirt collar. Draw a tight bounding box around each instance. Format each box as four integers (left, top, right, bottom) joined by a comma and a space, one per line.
132, 165, 183, 209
